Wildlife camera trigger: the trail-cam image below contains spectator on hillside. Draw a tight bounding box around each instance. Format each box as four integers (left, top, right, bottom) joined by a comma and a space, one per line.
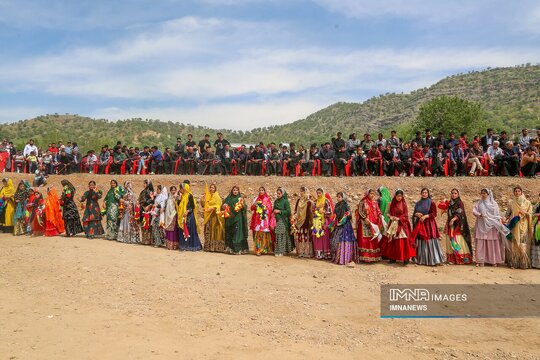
331, 132, 345, 152
99, 146, 110, 173
23, 139, 38, 157
480, 128, 497, 151
149, 146, 163, 174
518, 128, 531, 149
185, 134, 196, 149
500, 141, 520, 176
387, 130, 400, 149
319, 143, 334, 176
520, 146, 537, 178
486, 141, 503, 175
214, 132, 230, 160
198, 134, 211, 154
375, 133, 386, 148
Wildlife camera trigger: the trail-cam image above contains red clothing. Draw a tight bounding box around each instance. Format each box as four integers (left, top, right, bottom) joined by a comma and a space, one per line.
356, 196, 383, 262
381, 199, 415, 261
412, 201, 440, 241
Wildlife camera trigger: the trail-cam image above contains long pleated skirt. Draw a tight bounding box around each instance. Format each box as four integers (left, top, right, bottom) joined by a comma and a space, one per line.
415, 238, 445, 266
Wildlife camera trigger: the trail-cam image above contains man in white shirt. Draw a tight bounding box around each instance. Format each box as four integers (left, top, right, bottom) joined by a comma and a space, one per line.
23, 139, 38, 157
486, 141, 503, 175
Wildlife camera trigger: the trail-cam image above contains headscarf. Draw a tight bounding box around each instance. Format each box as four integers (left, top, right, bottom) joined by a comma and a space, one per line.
315, 188, 334, 213
447, 188, 471, 247
1, 178, 15, 198
177, 183, 199, 228
389, 189, 408, 218
414, 188, 432, 215
334, 192, 350, 222
203, 183, 224, 227
295, 186, 310, 228
155, 186, 168, 209
361, 189, 382, 224
164, 188, 178, 229
138, 179, 154, 208
61, 179, 76, 196
45, 188, 65, 233
378, 186, 392, 223
474, 189, 510, 236
250, 188, 275, 230
14, 180, 30, 202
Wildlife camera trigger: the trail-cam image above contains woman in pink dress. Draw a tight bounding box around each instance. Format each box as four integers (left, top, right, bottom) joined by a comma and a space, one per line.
250, 186, 275, 256
312, 188, 334, 260
472, 188, 508, 267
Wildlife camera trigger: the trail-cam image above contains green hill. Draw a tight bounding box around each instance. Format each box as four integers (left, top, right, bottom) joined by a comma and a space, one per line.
1, 64, 539, 150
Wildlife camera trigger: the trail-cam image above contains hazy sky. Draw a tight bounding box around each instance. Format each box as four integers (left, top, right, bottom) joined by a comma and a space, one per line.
0, 0, 539, 130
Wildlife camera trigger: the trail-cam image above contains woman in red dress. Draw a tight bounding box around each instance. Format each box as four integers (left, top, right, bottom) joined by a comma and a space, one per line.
356, 189, 384, 263
381, 189, 415, 265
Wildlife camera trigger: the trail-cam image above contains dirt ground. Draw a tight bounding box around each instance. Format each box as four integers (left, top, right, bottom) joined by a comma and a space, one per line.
0, 174, 539, 360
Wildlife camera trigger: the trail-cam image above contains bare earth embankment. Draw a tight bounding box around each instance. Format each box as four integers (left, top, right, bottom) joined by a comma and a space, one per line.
0, 174, 539, 360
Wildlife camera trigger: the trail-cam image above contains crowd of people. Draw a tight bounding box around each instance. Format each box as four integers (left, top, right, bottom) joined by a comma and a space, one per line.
0, 177, 538, 269
0, 128, 539, 179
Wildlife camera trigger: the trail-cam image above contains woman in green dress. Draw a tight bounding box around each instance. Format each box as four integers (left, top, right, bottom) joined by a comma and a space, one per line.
104, 179, 124, 240
223, 185, 249, 254
273, 187, 294, 256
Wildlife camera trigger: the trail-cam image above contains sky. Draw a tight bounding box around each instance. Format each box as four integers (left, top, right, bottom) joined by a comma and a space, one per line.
0, 0, 539, 130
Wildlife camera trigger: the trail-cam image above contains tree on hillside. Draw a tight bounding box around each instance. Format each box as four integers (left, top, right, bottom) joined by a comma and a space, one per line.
413, 96, 487, 137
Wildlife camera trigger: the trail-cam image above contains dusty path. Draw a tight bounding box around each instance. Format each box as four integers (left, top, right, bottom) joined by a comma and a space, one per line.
1, 234, 539, 360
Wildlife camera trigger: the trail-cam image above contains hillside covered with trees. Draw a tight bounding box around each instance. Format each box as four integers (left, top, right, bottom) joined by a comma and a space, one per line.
1, 64, 538, 150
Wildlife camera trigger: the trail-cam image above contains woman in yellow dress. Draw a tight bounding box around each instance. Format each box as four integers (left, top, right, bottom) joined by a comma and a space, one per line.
201, 183, 225, 252
0, 178, 16, 233
504, 186, 533, 269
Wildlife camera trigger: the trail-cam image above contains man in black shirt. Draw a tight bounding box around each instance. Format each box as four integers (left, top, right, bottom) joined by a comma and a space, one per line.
185, 134, 196, 148
198, 134, 211, 154
381, 144, 396, 176
214, 132, 230, 160
334, 144, 349, 177
500, 141, 520, 176
174, 137, 185, 157
248, 144, 265, 175
332, 132, 345, 152
396, 143, 413, 176
319, 143, 335, 176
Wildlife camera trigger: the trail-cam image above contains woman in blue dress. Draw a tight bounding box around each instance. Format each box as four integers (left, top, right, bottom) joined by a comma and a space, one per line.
177, 181, 202, 251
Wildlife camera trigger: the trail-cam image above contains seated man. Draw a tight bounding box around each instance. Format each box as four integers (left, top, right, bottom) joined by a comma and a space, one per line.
319, 143, 335, 177
520, 146, 537, 178
84, 150, 98, 173
396, 143, 412, 176
412, 144, 427, 177
301, 144, 319, 176
352, 147, 367, 176
486, 141, 503, 176
13, 151, 26, 173
219, 144, 234, 175
199, 146, 217, 175
266, 148, 281, 176
431, 144, 447, 177
381, 144, 396, 176
366, 145, 382, 175
500, 141, 520, 176
149, 146, 163, 175
98, 146, 110, 174
248, 144, 265, 176
333, 144, 349, 177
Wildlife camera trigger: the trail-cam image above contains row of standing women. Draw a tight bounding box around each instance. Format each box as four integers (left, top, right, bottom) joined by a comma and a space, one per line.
0, 177, 539, 269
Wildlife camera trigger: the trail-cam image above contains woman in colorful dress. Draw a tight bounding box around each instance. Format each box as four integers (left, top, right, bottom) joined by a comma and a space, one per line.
331, 192, 358, 265
412, 188, 445, 266
45, 188, 65, 236
472, 188, 509, 267
250, 186, 275, 256
382, 189, 415, 265
103, 179, 124, 240
438, 188, 473, 264
202, 183, 225, 252
60, 180, 84, 237
29, 190, 45, 236
151, 185, 167, 247
0, 178, 16, 233
138, 179, 154, 245
504, 186, 533, 269
356, 189, 384, 263
117, 181, 141, 244
80, 181, 104, 239
177, 182, 202, 251
532, 192, 540, 269
223, 186, 249, 255
163, 186, 179, 250
312, 188, 334, 260
13, 181, 30, 236
273, 187, 293, 256
292, 186, 313, 258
